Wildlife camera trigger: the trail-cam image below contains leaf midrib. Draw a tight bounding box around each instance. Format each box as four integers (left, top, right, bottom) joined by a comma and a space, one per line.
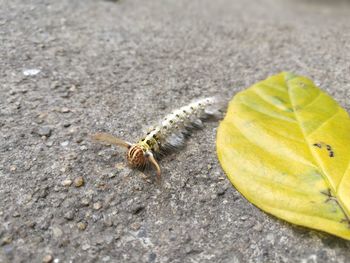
286, 79, 350, 221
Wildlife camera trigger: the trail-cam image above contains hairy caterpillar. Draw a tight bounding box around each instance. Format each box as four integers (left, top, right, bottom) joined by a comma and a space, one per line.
92, 97, 223, 182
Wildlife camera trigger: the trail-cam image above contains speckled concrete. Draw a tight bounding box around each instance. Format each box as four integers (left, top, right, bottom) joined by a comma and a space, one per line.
1, 0, 350, 262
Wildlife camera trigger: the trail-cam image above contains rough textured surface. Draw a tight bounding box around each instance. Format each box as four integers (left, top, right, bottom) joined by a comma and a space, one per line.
1, 0, 350, 262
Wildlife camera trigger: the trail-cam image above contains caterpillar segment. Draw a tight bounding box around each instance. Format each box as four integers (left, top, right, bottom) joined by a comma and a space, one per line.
92, 97, 223, 182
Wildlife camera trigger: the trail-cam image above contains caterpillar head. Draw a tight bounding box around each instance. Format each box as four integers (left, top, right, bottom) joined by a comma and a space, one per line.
127, 145, 147, 168
91, 132, 161, 181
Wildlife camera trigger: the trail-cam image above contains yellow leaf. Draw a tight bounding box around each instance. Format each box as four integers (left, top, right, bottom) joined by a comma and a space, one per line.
216, 72, 350, 239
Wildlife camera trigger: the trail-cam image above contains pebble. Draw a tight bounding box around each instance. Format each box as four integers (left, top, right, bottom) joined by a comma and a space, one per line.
61, 179, 72, 186
103, 217, 113, 227
80, 198, 90, 206
46, 141, 54, 147
60, 141, 69, 147
108, 172, 116, 178
253, 222, 263, 232
61, 92, 70, 98
115, 162, 126, 170
23, 68, 40, 76
42, 255, 53, 263
1, 236, 12, 246
74, 177, 84, 187
9, 165, 16, 172
37, 126, 52, 137
80, 145, 88, 151
102, 256, 111, 262
81, 243, 90, 251
52, 226, 63, 238
93, 202, 102, 210
77, 222, 87, 231
240, 215, 248, 221
129, 222, 141, 231
64, 211, 75, 220
69, 85, 76, 92
12, 211, 20, 217
266, 233, 275, 245
60, 107, 70, 113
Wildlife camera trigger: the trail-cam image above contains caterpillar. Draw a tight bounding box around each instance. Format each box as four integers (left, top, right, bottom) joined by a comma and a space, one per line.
92, 97, 224, 182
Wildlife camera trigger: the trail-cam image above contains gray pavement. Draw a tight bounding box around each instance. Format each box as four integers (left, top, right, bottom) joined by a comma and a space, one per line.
1, 0, 350, 262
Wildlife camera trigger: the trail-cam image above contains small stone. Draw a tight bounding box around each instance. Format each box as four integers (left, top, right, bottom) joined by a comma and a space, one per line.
93, 202, 102, 210
12, 211, 20, 217
60, 141, 69, 147
9, 165, 16, 172
103, 217, 113, 227
61, 92, 70, 98
64, 211, 74, 220
63, 122, 71, 128
108, 172, 116, 178
253, 222, 263, 232
52, 226, 63, 238
74, 177, 84, 187
240, 215, 248, 221
130, 222, 141, 231
266, 233, 275, 245
80, 198, 90, 206
23, 68, 40, 76
1, 236, 12, 246
115, 162, 125, 170
69, 85, 76, 92
67, 127, 77, 135
94, 236, 104, 245
77, 222, 87, 230
42, 254, 53, 263
46, 141, 54, 147
81, 243, 90, 251
39, 219, 50, 230
62, 179, 72, 186
37, 127, 52, 137
26, 221, 36, 228
80, 145, 88, 151
60, 107, 70, 113
102, 256, 111, 262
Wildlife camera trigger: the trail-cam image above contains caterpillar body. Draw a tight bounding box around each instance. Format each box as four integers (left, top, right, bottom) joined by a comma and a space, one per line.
92, 97, 223, 182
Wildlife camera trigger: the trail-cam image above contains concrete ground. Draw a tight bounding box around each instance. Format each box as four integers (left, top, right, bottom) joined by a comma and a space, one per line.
1, 0, 350, 262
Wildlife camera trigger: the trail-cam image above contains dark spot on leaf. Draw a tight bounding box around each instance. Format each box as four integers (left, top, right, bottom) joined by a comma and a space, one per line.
313, 143, 322, 148
299, 82, 306, 88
